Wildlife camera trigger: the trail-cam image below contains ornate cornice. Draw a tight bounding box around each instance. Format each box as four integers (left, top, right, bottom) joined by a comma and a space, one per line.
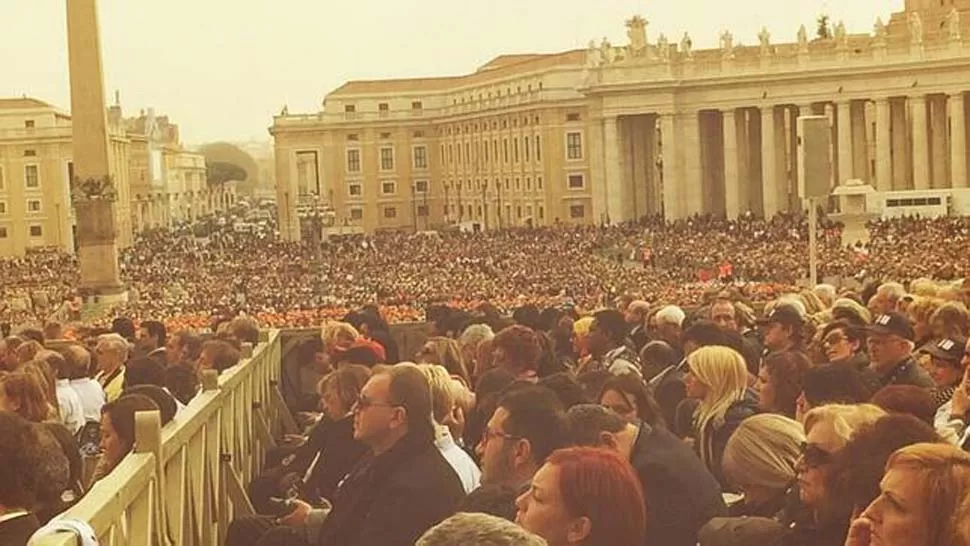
71, 174, 118, 204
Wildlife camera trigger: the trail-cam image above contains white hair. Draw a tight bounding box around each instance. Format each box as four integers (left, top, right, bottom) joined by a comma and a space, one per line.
417, 513, 547, 546
655, 305, 686, 327
96, 333, 131, 356
877, 282, 906, 300
813, 284, 836, 308
457, 323, 494, 349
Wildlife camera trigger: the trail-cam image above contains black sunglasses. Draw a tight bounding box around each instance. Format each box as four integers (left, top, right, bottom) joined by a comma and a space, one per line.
800, 442, 834, 468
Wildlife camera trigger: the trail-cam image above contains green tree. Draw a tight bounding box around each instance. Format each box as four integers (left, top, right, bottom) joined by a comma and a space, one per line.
206, 161, 248, 185
816, 14, 831, 39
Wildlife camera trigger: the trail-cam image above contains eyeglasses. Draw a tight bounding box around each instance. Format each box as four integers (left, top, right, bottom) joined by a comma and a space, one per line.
822, 333, 846, 347
353, 396, 402, 412
481, 427, 521, 445
800, 442, 834, 469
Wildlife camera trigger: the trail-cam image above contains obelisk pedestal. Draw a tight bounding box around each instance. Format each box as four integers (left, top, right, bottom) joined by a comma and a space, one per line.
67, 0, 127, 306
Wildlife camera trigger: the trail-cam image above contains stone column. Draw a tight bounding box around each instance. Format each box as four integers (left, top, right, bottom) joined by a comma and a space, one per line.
911, 94, 930, 190
683, 111, 704, 216
723, 109, 740, 219
746, 109, 763, 215
643, 115, 659, 216
661, 113, 682, 219
587, 115, 607, 224
837, 100, 853, 183
875, 97, 892, 191
891, 98, 910, 190
851, 101, 870, 182
67, 0, 123, 296
929, 95, 949, 189
603, 116, 623, 223
761, 105, 779, 217
951, 92, 968, 188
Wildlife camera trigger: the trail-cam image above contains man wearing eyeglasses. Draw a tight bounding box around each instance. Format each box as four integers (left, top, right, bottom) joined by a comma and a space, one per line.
227, 365, 465, 546
866, 313, 934, 389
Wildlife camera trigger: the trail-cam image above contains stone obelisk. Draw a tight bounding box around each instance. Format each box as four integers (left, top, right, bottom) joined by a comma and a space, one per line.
66, 0, 126, 303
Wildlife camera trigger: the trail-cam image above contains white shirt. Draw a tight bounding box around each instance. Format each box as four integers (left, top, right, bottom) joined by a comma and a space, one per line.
56, 380, 85, 435
69, 378, 106, 423
435, 426, 481, 494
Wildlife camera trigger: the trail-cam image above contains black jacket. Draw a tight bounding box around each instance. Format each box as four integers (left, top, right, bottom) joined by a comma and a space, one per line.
317, 431, 465, 546
697, 389, 759, 490
871, 355, 935, 389
302, 416, 369, 502
630, 423, 725, 546
0, 512, 40, 546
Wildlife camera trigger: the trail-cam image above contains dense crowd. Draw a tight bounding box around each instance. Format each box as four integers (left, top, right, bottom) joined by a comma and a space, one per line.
3, 267, 970, 545
4, 213, 970, 334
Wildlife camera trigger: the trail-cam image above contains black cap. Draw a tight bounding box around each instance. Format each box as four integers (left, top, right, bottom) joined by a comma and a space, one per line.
757, 305, 804, 327
919, 336, 967, 363
867, 312, 915, 341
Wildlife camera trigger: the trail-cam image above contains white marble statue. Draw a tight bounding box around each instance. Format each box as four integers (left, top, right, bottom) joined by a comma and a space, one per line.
601, 37, 616, 64
656, 33, 670, 61
949, 8, 962, 41
758, 27, 771, 55
680, 32, 694, 59
626, 15, 648, 57
720, 30, 734, 53
797, 24, 809, 51
910, 12, 924, 45
834, 20, 847, 44
874, 17, 887, 39
585, 39, 603, 68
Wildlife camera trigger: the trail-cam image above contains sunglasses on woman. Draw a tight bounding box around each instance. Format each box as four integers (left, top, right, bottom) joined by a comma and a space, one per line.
800, 442, 834, 469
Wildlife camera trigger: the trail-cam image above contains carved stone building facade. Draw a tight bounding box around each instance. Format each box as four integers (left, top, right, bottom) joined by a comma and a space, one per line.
0, 97, 132, 257
273, 1, 970, 234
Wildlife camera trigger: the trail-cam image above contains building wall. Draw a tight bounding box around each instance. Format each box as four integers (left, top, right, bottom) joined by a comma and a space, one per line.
0, 99, 131, 256
270, 53, 593, 237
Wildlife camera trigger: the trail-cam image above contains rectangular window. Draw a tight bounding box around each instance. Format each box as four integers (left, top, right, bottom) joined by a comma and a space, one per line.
524, 137, 531, 161
412, 101, 423, 110
492, 140, 498, 162
380, 132, 392, 140
378, 103, 390, 112
413, 146, 428, 169
24, 165, 39, 188
344, 104, 356, 113
568, 174, 585, 189
346, 149, 362, 172
67, 162, 74, 185
0, 166, 5, 190
413, 130, 425, 138
346, 133, 359, 141
350, 208, 363, 220
503, 139, 509, 163
526, 177, 532, 191
515, 178, 520, 190
513, 138, 519, 162
0, 226, 6, 238
448, 145, 454, 165
566, 132, 584, 160
536, 135, 542, 161
457, 145, 462, 165
381, 182, 396, 195
24, 120, 35, 128
348, 184, 362, 197
440, 144, 445, 164
566, 113, 581, 122
464, 143, 470, 165
27, 199, 41, 213
538, 176, 544, 190
24, 149, 36, 157
484, 142, 490, 162
570, 205, 585, 218
380, 147, 395, 171
417, 205, 428, 217
29, 225, 43, 237
0, 202, 6, 214
414, 180, 429, 193
384, 207, 397, 219
539, 206, 545, 219
517, 206, 522, 218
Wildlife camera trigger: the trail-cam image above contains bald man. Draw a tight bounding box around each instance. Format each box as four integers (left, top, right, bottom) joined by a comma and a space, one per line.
625, 300, 651, 352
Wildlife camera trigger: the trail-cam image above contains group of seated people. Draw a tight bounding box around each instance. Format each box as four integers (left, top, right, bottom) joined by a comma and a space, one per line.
217, 277, 970, 546
0, 314, 257, 544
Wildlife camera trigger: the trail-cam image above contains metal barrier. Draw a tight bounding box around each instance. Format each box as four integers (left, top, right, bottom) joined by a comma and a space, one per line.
29, 330, 284, 546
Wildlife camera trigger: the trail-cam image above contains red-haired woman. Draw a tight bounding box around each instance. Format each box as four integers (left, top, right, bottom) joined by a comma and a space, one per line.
515, 447, 646, 546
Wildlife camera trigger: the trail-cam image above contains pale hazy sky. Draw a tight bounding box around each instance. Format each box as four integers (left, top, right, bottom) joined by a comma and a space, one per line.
1, 0, 902, 144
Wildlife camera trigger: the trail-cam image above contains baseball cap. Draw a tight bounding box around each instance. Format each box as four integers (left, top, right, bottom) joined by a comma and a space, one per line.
919, 336, 967, 363
867, 312, 915, 341
757, 305, 804, 327
698, 516, 785, 546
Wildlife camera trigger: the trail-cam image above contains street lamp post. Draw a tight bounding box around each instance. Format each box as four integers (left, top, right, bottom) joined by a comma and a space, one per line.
482, 180, 488, 231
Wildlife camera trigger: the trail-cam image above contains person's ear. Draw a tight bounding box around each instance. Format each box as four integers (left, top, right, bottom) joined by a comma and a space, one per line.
566, 516, 592, 544
513, 438, 534, 467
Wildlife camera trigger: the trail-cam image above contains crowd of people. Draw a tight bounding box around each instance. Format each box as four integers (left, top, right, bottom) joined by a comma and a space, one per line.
5, 269, 970, 545
4, 213, 970, 334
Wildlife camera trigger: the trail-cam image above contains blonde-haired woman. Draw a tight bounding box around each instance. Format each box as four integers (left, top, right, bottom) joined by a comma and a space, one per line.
685, 345, 758, 489
787, 404, 886, 545
318, 322, 360, 375
907, 297, 944, 347
847, 443, 970, 546
721, 414, 806, 517
416, 336, 471, 388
